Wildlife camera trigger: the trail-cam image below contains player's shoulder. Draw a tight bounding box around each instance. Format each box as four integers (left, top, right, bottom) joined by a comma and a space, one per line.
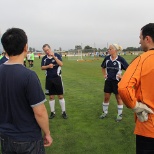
42, 55, 47, 59
117, 55, 126, 61
54, 53, 60, 57
104, 55, 110, 60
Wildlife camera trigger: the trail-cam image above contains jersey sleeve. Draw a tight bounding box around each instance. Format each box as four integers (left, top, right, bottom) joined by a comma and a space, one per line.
56, 53, 62, 61
101, 57, 107, 68
121, 57, 129, 70
118, 57, 141, 108
26, 71, 46, 107
41, 57, 45, 66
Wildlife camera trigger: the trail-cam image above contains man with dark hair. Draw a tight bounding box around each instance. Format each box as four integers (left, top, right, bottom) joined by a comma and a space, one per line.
41, 44, 67, 119
118, 23, 154, 153
0, 28, 52, 153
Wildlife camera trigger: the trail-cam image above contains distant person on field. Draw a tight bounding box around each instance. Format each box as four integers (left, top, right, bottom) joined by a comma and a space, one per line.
38, 53, 41, 59
99, 44, 129, 122
0, 54, 2, 59
118, 23, 154, 153
23, 57, 26, 67
41, 44, 68, 119
0, 28, 53, 153
27, 51, 31, 67
30, 51, 35, 67
0, 51, 9, 65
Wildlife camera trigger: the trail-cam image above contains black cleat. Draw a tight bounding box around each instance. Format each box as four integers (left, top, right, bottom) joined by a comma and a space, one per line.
62, 112, 68, 119
49, 112, 55, 119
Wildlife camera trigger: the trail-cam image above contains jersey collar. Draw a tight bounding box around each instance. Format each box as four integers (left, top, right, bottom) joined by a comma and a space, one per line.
110, 55, 118, 61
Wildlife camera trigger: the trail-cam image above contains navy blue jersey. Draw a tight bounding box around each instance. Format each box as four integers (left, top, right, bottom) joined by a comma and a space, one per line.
0, 56, 9, 65
0, 64, 46, 141
101, 55, 129, 81
41, 53, 62, 78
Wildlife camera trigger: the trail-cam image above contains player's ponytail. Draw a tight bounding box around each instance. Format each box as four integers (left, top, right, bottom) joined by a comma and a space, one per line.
112, 44, 123, 52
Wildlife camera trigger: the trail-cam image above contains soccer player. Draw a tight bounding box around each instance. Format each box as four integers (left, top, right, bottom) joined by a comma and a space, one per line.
0, 51, 9, 65
41, 44, 67, 119
118, 23, 154, 153
99, 44, 129, 122
27, 51, 31, 67
0, 28, 53, 153
30, 51, 35, 67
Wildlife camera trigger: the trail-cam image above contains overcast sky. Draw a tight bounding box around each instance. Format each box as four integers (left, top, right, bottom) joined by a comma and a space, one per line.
0, 0, 154, 51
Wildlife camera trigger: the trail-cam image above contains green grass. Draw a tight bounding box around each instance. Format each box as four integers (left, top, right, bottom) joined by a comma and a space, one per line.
31, 55, 137, 154
1, 55, 137, 154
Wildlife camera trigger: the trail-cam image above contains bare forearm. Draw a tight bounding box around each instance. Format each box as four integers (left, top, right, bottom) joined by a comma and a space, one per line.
102, 68, 107, 78
53, 56, 63, 66
41, 65, 49, 70
33, 105, 50, 136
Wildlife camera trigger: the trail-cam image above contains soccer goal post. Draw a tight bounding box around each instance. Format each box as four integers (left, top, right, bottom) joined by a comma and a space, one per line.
67, 49, 83, 60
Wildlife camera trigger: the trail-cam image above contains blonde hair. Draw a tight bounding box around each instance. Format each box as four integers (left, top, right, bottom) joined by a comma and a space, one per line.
112, 44, 123, 51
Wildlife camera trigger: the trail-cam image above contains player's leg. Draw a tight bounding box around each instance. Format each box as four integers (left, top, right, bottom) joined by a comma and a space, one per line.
31, 60, 34, 67
47, 79, 56, 119
136, 135, 154, 154
113, 80, 123, 122
100, 80, 112, 119
49, 95, 56, 119
100, 92, 111, 119
58, 95, 67, 119
54, 76, 68, 119
115, 94, 123, 121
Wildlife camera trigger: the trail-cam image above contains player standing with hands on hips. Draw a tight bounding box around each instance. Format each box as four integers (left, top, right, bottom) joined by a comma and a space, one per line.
118, 23, 154, 153
99, 44, 129, 122
41, 44, 67, 119
0, 28, 52, 153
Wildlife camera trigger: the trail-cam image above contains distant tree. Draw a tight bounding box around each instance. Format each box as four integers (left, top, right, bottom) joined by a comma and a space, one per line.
84, 45, 93, 49
123, 47, 141, 51
102, 47, 108, 51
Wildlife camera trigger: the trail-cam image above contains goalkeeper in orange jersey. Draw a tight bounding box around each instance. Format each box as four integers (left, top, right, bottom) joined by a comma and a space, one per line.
118, 23, 154, 154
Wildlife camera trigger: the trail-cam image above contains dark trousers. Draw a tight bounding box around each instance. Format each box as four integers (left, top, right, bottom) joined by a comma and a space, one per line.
0, 134, 45, 154
136, 135, 154, 154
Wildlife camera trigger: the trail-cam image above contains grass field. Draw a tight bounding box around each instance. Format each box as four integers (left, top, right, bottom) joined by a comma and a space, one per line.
0, 55, 137, 154
30, 55, 136, 154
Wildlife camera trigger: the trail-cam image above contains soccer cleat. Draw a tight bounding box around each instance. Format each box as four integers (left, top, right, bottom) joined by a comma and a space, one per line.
49, 112, 55, 119
62, 111, 68, 119
116, 114, 122, 122
99, 112, 107, 119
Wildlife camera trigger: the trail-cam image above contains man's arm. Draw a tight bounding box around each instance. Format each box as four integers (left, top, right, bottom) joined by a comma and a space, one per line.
118, 57, 141, 108
52, 55, 63, 66
41, 64, 54, 70
102, 68, 107, 79
33, 103, 53, 147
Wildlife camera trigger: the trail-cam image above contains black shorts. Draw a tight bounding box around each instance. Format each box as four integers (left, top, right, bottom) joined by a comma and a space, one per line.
46, 76, 64, 95
136, 135, 154, 154
104, 80, 119, 94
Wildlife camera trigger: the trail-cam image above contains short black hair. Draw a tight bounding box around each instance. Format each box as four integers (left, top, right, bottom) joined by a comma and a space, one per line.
141, 23, 154, 42
42, 44, 50, 49
1, 28, 28, 56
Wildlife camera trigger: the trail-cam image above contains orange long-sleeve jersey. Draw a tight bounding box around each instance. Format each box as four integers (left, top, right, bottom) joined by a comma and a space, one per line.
118, 49, 154, 138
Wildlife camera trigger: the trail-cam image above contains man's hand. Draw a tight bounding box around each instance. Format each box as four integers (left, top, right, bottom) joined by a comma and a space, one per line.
116, 74, 122, 79
104, 74, 107, 79
48, 64, 54, 68
133, 102, 154, 122
44, 134, 53, 147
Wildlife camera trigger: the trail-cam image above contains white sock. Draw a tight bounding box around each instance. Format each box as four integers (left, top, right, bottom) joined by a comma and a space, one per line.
102, 102, 109, 114
49, 100, 55, 113
117, 105, 123, 116
59, 98, 66, 113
